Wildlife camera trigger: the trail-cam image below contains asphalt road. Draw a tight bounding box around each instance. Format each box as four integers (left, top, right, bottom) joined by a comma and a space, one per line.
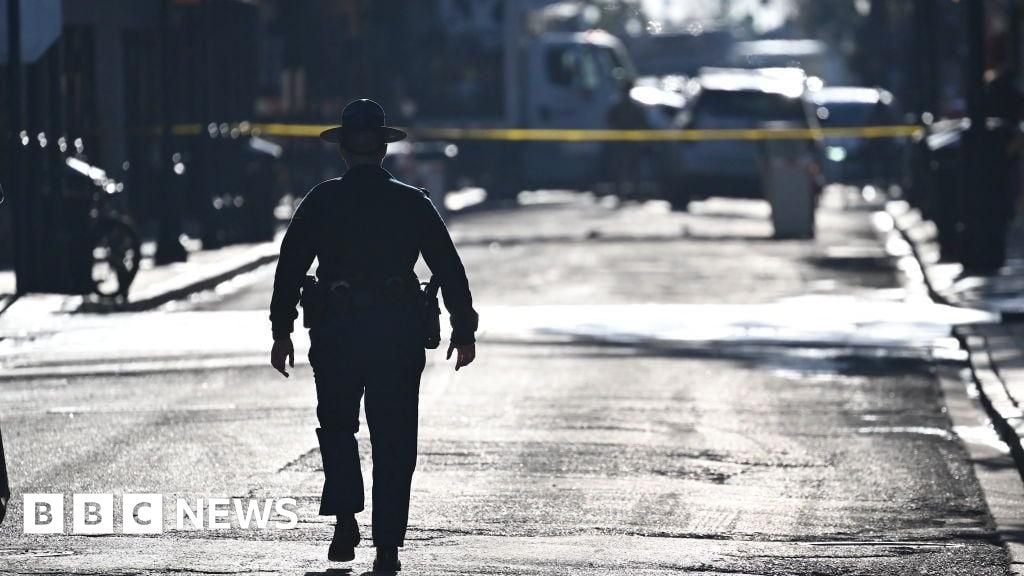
0, 189, 1011, 575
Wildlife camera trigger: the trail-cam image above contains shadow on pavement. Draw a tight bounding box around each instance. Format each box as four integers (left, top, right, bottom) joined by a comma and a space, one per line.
485, 332, 937, 377
970, 455, 1021, 471
995, 528, 1024, 545
805, 253, 894, 273
456, 231, 782, 247
304, 569, 353, 575
678, 231, 777, 242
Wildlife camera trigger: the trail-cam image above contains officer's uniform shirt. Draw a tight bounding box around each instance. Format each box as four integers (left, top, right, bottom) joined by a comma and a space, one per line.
270, 165, 478, 344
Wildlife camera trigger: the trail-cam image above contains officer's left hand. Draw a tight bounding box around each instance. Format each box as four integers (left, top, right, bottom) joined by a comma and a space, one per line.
447, 343, 476, 371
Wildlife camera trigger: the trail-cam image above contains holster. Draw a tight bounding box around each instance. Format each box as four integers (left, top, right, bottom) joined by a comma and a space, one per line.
300, 275, 328, 329
419, 277, 442, 350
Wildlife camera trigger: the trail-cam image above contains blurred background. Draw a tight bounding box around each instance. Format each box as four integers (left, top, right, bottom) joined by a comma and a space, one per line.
0, 0, 1020, 295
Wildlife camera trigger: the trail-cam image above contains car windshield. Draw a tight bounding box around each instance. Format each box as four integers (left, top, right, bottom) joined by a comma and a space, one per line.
693, 90, 807, 127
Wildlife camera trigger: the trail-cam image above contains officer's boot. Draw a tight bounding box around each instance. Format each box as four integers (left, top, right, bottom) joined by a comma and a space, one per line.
373, 547, 401, 573
328, 514, 360, 562
317, 427, 365, 563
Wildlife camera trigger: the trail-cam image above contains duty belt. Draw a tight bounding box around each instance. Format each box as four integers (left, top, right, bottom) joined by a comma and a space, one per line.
327, 275, 418, 308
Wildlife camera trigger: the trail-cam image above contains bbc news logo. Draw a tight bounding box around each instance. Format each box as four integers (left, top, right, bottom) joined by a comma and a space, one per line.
24, 494, 298, 534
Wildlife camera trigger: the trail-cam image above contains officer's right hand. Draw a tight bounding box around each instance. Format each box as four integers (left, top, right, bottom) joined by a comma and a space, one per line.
271, 337, 295, 378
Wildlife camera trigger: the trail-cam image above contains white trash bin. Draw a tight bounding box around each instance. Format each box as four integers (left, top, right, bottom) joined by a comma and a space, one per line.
759, 140, 816, 239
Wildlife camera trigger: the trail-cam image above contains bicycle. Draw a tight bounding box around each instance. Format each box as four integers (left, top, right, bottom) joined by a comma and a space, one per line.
66, 157, 142, 300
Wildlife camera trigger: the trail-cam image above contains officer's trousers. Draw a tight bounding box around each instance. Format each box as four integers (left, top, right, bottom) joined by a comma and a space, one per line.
308, 300, 425, 548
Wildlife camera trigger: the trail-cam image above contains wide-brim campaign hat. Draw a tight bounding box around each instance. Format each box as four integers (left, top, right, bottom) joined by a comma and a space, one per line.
320, 99, 407, 150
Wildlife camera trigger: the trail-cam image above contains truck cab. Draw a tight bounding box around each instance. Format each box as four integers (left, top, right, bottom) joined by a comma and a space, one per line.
443, 28, 676, 200
525, 31, 636, 129
519, 31, 638, 192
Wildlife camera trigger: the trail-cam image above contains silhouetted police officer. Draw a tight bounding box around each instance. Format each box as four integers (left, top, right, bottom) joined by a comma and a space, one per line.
0, 185, 6, 526
0, 418, 7, 526
269, 99, 478, 571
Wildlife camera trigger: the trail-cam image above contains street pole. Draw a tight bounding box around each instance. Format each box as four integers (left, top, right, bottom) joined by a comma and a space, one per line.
914, 0, 963, 261
154, 0, 187, 264
6, 0, 29, 293
866, 0, 892, 90
916, 0, 939, 119
960, 0, 1009, 272
965, 0, 986, 132
961, 0, 987, 271
910, 0, 932, 211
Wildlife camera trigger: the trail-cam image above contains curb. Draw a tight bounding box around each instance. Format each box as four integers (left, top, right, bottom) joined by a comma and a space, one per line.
891, 201, 1024, 571
0, 245, 279, 319
0, 294, 17, 317
955, 326, 1024, 480
885, 201, 1024, 483
79, 247, 278, 309
883, 200, 953, 307
118, 253, 278, 312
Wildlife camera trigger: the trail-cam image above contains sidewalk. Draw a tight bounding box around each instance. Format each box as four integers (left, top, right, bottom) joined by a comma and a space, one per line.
887, 200, 1024, 469
87, 239, 279, 312
0, 237, 279, 324
0, 192, 499, 319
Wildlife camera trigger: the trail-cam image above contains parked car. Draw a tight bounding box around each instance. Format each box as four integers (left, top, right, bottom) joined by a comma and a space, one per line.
671, 67, 823, 211
810, 86, 906, 188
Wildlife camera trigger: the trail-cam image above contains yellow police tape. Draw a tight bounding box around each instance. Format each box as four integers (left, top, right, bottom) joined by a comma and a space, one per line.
171, 122, 923, 141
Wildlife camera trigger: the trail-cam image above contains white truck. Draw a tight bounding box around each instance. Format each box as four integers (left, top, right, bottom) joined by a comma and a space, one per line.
416, 19, 683, 200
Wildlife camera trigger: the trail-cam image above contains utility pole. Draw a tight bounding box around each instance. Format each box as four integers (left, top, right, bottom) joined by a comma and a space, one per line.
960, 0, 1009, 273
965, 0, 986, 134
909, 0, 931, 209
866, 0, 892, 90
154, 0, 187, 264
1011, 0, 1021, 94
911, 0, 963, 261
6, 0, 29, 292
914, 0, 939, 120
